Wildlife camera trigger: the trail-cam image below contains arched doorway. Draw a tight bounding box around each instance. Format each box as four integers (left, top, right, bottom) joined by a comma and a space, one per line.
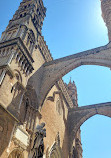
8, 149, 24, 158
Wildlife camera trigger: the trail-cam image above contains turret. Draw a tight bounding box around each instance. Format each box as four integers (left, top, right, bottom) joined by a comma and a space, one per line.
65, 78, 78, 107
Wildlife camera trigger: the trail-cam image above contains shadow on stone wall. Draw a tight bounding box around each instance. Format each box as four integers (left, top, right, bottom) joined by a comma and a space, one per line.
0, 106, 15, 157
60, 97, 70, 158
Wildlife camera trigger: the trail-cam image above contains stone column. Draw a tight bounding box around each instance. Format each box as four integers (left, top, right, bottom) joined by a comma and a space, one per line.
101, 0, 111, 41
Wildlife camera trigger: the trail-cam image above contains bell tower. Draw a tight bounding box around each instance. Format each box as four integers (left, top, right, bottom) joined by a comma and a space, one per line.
101, 0, 111, 41
0, 0, 46, 118
0, 0, 46, 76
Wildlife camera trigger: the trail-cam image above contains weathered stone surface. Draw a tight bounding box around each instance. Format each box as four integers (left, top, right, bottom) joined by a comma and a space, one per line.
0, 0, 111, 158
30, 43, 111, 106
67, 102, 111, 154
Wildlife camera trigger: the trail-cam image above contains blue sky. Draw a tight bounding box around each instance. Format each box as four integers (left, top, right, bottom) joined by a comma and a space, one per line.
0, 0, 111, 158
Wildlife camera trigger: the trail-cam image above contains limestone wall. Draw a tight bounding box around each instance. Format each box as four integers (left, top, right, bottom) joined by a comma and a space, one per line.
40, 85, 69, 158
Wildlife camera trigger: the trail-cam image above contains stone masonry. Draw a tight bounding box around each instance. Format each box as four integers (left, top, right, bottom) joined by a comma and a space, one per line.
0, 0, 111, 158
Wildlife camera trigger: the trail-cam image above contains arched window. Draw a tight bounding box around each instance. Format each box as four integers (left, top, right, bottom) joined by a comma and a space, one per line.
20, 14, 22, 18
14, 70, 22, 83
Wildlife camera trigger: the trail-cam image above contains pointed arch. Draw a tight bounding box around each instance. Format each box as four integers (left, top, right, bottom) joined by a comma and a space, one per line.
67, 102, 111, 155
29, 43, 111, 106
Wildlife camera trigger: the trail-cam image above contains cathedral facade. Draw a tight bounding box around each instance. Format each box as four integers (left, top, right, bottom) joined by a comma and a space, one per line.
0, 0, 82, 157
0, 0, 111, 158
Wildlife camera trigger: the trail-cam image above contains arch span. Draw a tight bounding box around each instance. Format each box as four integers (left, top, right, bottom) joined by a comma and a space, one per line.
67, 102, 111, 154
29, 43, 111, 106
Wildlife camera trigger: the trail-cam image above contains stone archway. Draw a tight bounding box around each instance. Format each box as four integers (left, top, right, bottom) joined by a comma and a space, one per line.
27, 0, 111, 107
28, 42, 111, 107
67, 102, 111, 157
8, 149, 24, 158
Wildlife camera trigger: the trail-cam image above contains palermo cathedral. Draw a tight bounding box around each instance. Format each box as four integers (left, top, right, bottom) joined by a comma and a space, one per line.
0, 0, 111, 158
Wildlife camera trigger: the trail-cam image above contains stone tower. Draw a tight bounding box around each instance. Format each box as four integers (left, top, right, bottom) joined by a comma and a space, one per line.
101, 0, 111, 41
1, 0, 111, 158
66, 79, 78, 107
0, 0, 47, 157
66, 79, 82, 158
0, 0, 46, 116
